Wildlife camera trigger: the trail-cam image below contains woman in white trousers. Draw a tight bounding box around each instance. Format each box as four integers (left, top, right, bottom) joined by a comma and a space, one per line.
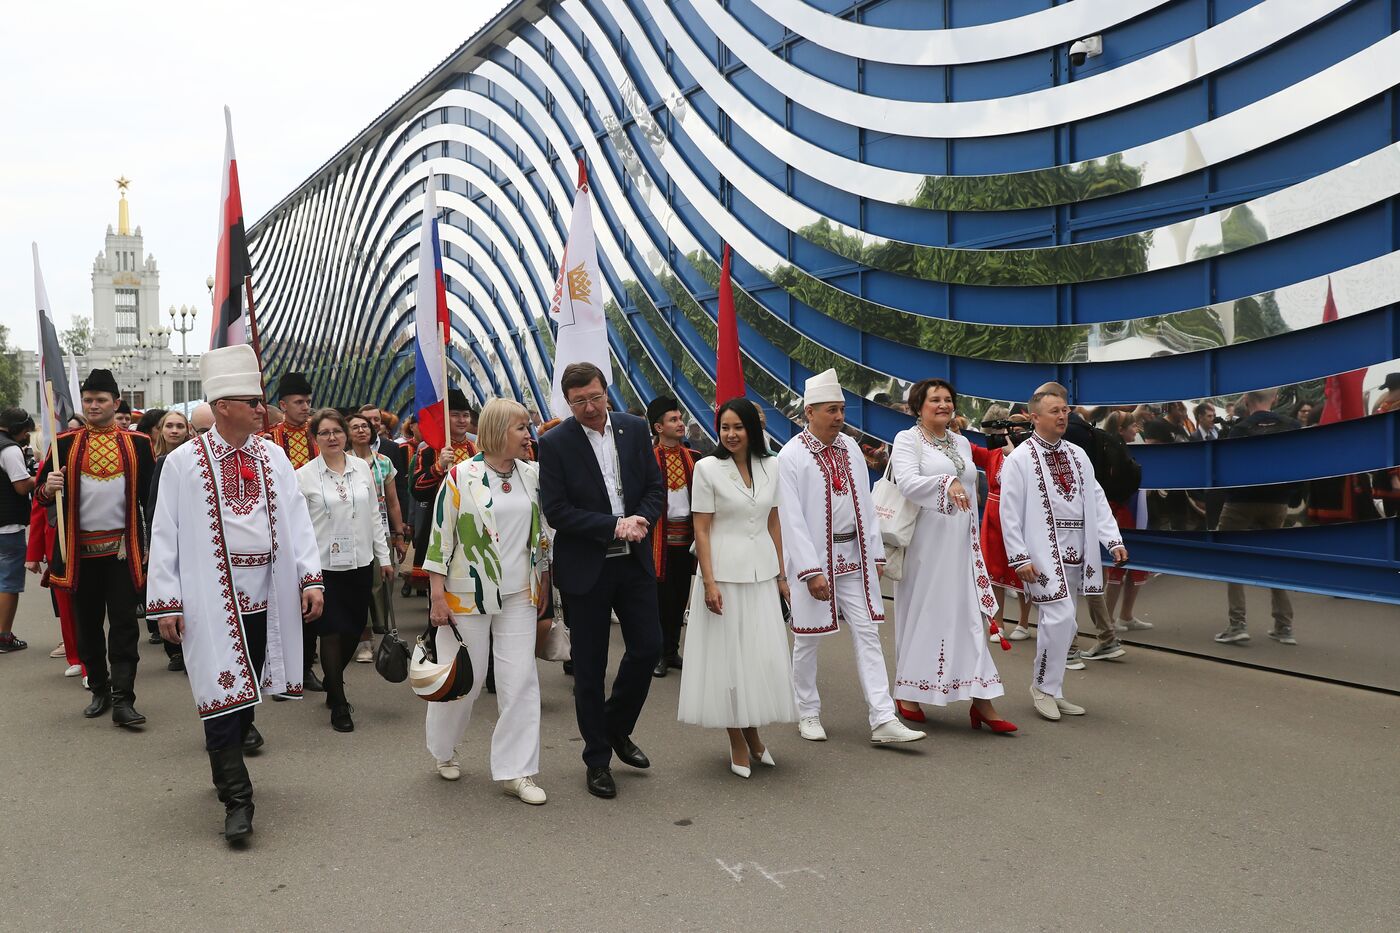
423, 399, 553, 805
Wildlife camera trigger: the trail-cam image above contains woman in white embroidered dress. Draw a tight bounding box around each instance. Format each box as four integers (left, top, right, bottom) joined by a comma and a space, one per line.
890, 380, 1016, 733
297, 409, 392, 733
678, 398, 797, 778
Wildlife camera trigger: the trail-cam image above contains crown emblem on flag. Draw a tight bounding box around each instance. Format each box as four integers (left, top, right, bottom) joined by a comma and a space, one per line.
566, 261, 592, 303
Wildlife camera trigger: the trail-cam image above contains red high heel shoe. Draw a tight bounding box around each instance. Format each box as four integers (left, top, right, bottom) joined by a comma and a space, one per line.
896, 701, 926, 723
970, 705, 1017, 733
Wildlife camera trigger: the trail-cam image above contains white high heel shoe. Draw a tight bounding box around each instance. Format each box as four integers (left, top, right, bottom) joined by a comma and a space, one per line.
750, 747, 775, 767
729, 756, 751, 779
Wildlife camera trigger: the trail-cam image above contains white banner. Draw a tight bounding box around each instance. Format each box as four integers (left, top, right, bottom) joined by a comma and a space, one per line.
548, 164, 613, 417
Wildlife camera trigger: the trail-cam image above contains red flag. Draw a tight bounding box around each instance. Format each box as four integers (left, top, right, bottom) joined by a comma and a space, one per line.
1318, 280, 1365, 424
210, 106, 258, 353
714, 244, 745, 408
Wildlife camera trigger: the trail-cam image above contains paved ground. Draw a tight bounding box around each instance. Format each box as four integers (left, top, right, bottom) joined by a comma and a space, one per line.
1, 585, 1397, 932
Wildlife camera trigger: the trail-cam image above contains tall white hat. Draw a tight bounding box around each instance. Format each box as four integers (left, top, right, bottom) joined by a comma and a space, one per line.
201, 344, 263, 402
802, 368, 844, 406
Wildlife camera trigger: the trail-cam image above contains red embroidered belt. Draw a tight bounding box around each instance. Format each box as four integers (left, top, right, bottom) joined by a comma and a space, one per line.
230, 551, 272, 568
78, 529, 122, 557
832, 530, 857, 543
664, 517, 693, 547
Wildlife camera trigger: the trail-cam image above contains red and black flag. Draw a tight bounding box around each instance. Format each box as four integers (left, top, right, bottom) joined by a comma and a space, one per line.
210, 105, 258, 352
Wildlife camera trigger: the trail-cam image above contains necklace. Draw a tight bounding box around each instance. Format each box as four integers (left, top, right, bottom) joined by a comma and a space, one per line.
919, 424, 966, 475
488, 460, 516, 493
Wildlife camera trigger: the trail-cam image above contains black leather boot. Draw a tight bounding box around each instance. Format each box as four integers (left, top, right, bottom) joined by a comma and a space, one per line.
208, 747, 254, 844
83, 686, 112, 719
242, 723, 265, 754
304, 668, 325, 692
110, 663, 146, 727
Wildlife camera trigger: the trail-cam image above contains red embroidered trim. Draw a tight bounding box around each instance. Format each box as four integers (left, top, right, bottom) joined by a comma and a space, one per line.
896, 640, 1002, 695
301, 573, 323, 589
146, 597, 183, 616
194, 434, 257, 719
230, 551, 272, 567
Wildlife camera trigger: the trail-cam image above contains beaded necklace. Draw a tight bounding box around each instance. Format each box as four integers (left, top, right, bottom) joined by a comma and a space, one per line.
918, 424, 965, 475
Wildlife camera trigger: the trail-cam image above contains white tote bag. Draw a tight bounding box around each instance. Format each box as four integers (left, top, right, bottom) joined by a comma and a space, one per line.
873, 462, 919, 549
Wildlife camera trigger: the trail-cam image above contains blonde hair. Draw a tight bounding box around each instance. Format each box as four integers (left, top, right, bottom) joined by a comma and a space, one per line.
476, 398, 530, 457
983, 403, 1010, 423
152, 410, 190, 458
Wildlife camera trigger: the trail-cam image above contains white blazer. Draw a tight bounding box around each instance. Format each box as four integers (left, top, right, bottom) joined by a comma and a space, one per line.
692, 454, 781, 583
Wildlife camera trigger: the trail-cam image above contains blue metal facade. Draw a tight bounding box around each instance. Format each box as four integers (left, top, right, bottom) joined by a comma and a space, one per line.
248, 0, 1400, 601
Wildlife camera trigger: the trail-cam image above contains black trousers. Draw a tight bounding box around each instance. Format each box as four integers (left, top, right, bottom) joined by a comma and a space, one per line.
562, 557, 661, 769
655, 545, 694, 661
203, 612, 267, 751
72, 556, 140, 696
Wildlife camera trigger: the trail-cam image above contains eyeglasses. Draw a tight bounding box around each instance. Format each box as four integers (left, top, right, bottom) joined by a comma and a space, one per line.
567, 393, 608, 410
224, 397, 266, 409
316, 428, 346, 438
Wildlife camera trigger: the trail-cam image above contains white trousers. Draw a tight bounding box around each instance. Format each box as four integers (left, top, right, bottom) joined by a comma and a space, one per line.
791, 571, 897, 729
424, 591, 541, 781
1033, 562, 1081, 699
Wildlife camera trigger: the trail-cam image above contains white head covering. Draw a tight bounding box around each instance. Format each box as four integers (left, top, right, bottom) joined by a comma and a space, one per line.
201, 344, 263, 402
803, 368, 844, 406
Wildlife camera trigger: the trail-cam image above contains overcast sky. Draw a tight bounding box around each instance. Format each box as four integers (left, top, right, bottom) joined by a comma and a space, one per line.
0, 1, 503, 354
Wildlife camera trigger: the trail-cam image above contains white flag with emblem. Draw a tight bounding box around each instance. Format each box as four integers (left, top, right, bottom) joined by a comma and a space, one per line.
548, 159, 613, 417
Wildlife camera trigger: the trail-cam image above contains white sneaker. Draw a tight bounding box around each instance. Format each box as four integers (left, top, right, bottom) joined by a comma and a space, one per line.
1115, 617, 1154, 632
1055, 696, 1086, 716
1065, 648, 1086, 671
50, 643, 66, 658
1007, 625, 1031, 641
871, 719, 926, 744
354, 640, 374, 663
64, 664, 82, 677
503, 775, 547, 805
797, 716, 827, 741
1031, 686, 1060, 721
436, 757, 462, 781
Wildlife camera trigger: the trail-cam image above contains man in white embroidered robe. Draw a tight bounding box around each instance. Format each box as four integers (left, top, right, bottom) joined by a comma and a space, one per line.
778, 369, 925, 745
1000, 384, 1127, 721
146, 346, 324, 844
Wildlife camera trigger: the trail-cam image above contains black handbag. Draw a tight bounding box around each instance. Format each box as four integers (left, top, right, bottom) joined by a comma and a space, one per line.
410, 620, 475, 702
375, 628, 411, 683
373, 581, 410, 683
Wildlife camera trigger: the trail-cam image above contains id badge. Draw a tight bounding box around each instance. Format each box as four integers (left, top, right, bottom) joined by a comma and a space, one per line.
329, 533, 354, 569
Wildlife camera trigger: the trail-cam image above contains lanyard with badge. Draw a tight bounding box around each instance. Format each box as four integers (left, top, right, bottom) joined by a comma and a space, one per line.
604, 425, 630, 557
319, 462, 359, 569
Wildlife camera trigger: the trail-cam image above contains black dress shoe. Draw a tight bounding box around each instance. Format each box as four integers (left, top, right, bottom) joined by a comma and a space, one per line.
148, 632, 162, 645
304, 669, 325, 692
667, 655, 683, 671
83, 690, 112, 719
585, 766, 616, 799
242, 724, 265, 754
652, 659, 668, 678
330, 705, 355, 733
609, 734, 650, 769
167, 654, 185, 673
112, 701, 147, 727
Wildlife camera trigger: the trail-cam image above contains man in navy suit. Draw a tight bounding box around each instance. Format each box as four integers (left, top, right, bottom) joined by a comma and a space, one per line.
539, 363, 665, 799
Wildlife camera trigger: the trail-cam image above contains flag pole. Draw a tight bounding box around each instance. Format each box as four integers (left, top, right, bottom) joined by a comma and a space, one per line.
43, 381, 67, 565
439, 323, 450, 452
242, 274, 270, 431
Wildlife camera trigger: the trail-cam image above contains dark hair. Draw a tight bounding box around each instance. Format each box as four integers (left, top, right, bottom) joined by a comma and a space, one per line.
135, 408, 166, 437
1194, 402, 1214, 419
346, 412, 374, 434
1141, 419, 1178, 444
907, 378, 958, 415
560, 362, 608, 397
713, 398, 771, 464
309, 408, 349, 439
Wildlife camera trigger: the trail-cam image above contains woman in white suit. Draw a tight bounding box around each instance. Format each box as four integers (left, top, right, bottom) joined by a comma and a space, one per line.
678, 398, 797, 778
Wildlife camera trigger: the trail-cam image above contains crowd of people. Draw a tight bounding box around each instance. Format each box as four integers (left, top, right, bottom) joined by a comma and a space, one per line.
5, 344, 1386, 848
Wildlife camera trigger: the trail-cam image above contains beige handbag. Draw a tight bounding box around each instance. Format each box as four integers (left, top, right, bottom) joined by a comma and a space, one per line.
535, 586, 571, 662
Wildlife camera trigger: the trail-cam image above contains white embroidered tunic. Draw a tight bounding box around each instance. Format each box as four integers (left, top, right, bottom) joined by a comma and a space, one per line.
999, 433, 1124, 605
145, 429, 324, 720
777, 430, 886, 635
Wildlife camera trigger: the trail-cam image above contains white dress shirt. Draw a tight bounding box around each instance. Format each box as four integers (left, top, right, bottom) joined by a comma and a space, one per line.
296, 454, 391, 571
581, 414, 625, 517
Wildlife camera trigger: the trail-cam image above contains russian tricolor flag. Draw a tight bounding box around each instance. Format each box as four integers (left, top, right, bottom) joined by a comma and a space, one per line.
414, 173, 451, 451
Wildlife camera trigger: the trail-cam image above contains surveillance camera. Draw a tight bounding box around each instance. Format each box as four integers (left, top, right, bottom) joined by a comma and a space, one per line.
1069, 35, 1103, 68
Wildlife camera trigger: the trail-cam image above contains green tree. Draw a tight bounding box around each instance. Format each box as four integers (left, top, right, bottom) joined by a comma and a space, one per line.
0, 324, 22, 409
61, 316, 92, 357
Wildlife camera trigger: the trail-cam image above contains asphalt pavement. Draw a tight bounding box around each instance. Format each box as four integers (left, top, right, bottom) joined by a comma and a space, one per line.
0, 585, 1395, 932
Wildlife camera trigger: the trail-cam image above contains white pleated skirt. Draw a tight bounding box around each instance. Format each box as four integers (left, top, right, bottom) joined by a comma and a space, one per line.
677, 576, 799, 729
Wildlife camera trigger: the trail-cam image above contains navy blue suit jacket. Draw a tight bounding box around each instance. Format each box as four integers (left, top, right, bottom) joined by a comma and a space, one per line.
539, 412, 665, 594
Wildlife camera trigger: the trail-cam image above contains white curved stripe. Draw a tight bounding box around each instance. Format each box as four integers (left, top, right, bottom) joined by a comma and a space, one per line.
687, 0, 1351, 138
616, 0, 1394, 209
749, 0, 1169, 66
